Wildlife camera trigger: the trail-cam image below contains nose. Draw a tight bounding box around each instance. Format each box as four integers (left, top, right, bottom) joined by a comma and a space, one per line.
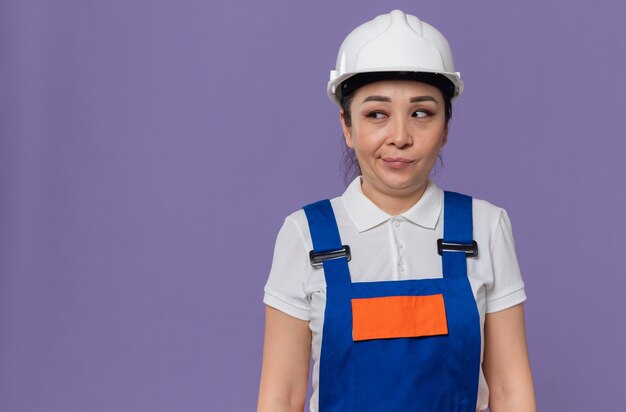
388, 116, 413, 148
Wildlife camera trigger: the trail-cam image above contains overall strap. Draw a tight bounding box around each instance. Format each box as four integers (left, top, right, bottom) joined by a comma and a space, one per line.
442, 191, 474, 278
303, 199, 351, 286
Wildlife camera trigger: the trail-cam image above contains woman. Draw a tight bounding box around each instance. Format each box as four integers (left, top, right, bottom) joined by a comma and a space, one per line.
258, 10, 536, 412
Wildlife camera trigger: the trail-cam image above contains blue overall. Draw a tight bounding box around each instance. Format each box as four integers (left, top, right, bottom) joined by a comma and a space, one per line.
303, 191, 481, 411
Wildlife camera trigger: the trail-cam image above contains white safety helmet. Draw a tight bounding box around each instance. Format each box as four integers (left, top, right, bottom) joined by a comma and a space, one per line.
328, 9, 463, 106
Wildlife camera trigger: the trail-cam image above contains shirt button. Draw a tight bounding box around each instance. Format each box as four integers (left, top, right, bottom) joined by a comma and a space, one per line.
398, 244, 404, 249
394, 220, 401, 227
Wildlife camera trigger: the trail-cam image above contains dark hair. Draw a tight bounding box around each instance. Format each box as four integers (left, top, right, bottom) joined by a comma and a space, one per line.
339, 74, 453, 184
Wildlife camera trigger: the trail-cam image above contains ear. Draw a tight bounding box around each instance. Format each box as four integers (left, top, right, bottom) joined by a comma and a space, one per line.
340, 110, 354, 149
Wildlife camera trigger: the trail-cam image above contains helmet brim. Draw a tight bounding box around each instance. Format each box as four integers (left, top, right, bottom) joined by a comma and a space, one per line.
328, 68, 463, 107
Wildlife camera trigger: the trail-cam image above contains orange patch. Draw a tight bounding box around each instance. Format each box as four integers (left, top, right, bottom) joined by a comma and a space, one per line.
351, 294, 448, 341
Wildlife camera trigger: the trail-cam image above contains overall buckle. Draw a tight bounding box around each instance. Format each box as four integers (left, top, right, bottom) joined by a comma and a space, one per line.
309, 245, 351, 268
437, 239, 478, 257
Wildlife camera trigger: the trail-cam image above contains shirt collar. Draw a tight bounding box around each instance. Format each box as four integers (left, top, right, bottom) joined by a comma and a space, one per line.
341, 176, 443, 232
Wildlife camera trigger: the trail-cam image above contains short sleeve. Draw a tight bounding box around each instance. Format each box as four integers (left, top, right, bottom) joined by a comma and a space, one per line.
263, 216, 312, 320
485, 208, 527, 313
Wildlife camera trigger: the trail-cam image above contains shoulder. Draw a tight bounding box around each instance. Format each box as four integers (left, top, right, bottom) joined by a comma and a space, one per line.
467, 195, 517, 257
472, 196, 506, 230
279, 194, 345, 248
278, 209, 309, 248
444, 192, 512, 249
442, 189, 507, 234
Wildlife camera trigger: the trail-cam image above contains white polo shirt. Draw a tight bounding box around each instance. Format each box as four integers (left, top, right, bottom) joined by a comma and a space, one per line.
263, 176, 527, 412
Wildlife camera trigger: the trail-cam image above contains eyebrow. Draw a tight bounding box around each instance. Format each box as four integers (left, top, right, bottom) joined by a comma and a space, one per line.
410, 96, 438, 104
361, 95, 439, 104
362, 95, 391, 103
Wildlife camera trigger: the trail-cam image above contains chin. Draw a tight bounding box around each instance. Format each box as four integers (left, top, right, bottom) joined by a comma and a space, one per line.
380, 175, 424, 192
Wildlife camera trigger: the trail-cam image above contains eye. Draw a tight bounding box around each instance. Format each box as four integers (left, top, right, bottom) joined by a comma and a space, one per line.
412, 110, 431, 118
366, 111, 387, 119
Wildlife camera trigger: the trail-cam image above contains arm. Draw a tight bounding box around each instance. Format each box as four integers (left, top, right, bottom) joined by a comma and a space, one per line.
483, 303, 536, 412
257, 305, 311, 412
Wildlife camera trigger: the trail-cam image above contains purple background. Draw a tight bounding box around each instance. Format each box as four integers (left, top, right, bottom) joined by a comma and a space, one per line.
1, 0, 624, 410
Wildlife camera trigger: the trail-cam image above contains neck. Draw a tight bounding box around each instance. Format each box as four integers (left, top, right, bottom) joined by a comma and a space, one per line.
360, 178, 428, 216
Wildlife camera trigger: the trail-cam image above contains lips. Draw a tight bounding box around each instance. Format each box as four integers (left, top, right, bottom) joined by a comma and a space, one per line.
383, 157, 413, 163
382, 157, 415, 169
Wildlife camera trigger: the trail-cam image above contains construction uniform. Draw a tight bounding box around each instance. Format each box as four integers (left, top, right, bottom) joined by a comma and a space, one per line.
264, 177, 527, 411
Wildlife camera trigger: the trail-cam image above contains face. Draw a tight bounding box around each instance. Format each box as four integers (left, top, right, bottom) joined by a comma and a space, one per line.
340, 80, 449, 203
